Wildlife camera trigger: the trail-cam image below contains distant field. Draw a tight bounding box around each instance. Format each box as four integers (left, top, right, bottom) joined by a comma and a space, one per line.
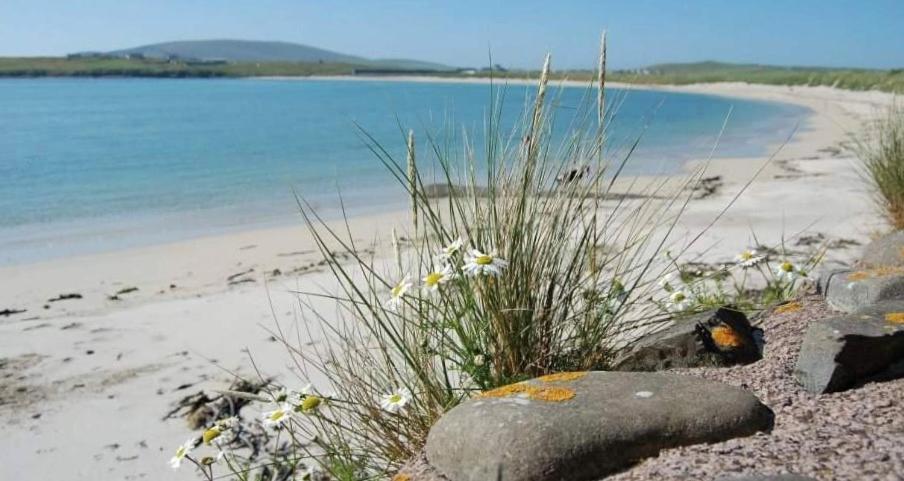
1, 57, 902, 93
0, 57, 362, 77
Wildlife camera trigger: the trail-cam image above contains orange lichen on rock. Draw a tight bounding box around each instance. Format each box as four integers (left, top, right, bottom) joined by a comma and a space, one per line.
528, 386, 576, 402
391, 474, 412, 481
536, 371, 588, 383
775, 301, 803, 314
711, 325, 745, 349
478, 382, 576, 402
885, 312, 904, 324
847, 266, 904, 281
478, 383, 530, 398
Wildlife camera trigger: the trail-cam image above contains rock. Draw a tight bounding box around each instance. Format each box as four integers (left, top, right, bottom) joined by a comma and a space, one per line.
425, 371, 773, 481
861, 230, 904, 268
715, 475, 816, 481
613, 308, 762, 371
823, 268, 904, 312
809, 261, 850, 295
795, 301, 904, 393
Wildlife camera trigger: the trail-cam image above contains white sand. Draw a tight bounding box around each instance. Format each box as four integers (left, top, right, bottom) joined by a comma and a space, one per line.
0, 81, 896, 480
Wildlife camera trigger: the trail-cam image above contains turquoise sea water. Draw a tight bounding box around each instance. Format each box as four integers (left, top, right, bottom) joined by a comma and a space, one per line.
0, 78, 807, 265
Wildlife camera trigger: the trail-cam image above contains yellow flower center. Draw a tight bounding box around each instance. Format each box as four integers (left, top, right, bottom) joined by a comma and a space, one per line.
269, 409, 285, 422
425, 272, 443, 286
391, 283, 405, 297
781, 262, 794, 273
175, 446, 186, 458
673, 292, 686, 302
301, 395, 322, 412
740, 251, 754, 260
475, 255, 493, 265
389, 393, 403, 403
202, 426, 221, 445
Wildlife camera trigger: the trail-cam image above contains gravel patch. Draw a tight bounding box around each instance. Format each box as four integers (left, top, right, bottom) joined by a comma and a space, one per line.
607, 295, 903, 481
401, 295, 903, 481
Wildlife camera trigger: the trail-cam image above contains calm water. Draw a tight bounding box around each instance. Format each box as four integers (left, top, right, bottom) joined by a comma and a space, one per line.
0, 78, 807, 265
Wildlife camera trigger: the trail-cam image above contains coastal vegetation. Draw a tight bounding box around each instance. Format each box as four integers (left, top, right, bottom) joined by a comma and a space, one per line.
859, 105, 904, 227
2, 56, 902, 93
167, 44, 820, 481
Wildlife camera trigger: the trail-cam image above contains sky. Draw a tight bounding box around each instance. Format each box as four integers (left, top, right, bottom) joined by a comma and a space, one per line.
2, 0, 903, 70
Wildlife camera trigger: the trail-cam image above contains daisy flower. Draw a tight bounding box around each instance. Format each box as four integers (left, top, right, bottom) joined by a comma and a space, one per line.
668, 291, 691, 312
298, 393, 323, 414
262, 402, 293, 428
462, 249, 508, 277
380, 387, 412, 413
202, 417, 238, 446
169, 438, 196, 469
435, 237, 464, 261
735, 249, 765, 268
774, 261, 802, 281
384, 274, 413, 311
422, 264, 454, 294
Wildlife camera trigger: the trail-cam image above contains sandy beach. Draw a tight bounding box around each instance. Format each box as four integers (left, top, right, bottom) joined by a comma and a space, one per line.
0, 80, 897, 480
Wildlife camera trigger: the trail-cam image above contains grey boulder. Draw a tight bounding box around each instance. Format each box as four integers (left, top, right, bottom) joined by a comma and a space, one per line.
795, 300, 904, 393
861, 230, 904, 268
425, 371, 774, 481
613, 307, 762, 371
823, 268, 904, 312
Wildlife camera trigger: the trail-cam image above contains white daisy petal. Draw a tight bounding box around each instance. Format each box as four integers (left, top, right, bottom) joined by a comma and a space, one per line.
380, 387, 412, 413
385, 274, 413, 311
462, 249, 508, 277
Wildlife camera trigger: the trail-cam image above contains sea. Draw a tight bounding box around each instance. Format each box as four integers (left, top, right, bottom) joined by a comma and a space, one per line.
0, 78, 808, 265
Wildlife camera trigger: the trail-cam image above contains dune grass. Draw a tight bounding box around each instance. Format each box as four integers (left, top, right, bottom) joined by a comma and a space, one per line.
172, 46, 820, 481
859, 104, 904, 228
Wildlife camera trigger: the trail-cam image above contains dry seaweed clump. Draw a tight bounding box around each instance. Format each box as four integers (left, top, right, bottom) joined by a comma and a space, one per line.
536, 371, 588, 383
478, 382, 576, 402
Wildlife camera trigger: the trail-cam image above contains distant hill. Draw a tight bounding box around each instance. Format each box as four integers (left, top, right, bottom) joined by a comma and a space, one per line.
102, 39, 454, 71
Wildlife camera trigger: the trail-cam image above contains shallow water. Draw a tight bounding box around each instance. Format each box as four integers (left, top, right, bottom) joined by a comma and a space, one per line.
0, 78, 807, 264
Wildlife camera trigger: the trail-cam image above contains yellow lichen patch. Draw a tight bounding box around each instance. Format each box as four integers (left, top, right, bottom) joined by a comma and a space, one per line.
477, 383, 531, 399
847, 266, 904, 281
711, 325, 745, 349
885, 312, 904, 324
392, 474, 412, 481
536, 371, 588, 383
477, 382, 576, 402
528, 386, 576, 402
775, 301, 803, 314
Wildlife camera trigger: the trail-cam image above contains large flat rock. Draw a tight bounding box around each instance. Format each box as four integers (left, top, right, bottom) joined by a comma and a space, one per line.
823, 268, 904, 312
795, 300, 904, 393
425, 371, 773, 481
861, 230, 904, 268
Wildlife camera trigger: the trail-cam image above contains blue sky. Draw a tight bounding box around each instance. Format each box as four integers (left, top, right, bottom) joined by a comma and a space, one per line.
2, 0, 902, 69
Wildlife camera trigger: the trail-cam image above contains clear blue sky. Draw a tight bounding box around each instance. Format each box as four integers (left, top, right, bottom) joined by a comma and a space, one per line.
2, 0, 902, 69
